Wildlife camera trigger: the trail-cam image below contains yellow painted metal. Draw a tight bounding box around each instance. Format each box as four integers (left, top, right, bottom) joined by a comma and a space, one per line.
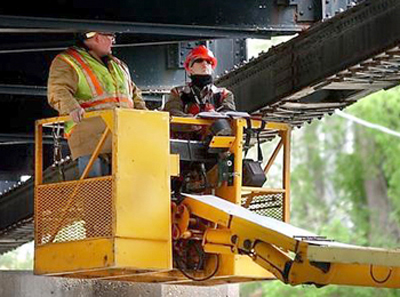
34, 122, 43, 186
240, 128, 288, 212
37, 110, 110, 126
264, 138, 283, 174
186, 193, 400, 288
234, 256, 275, 279
215, 119, 245, 204
35, 111, 292, 284
113, 109, 172, 270
114, 238, 171, 270
203, 228, 233, 246
35, 239, 114, 274
203, 243, 232, 255
282, 128, 291, 222
247, 119, 289, 131
44, 120, 110, 244
183, 197, 231, 227
174, 116, 290, 282
100, 111, 114, 130
230, 216, 297, 253
36, 176, 113, 246
35, 109, 174, 277
242, 187, 286, 208
34, 122, 43, 250
212, 254, 235, 276
184, 197, 296, 252
203, 228, 235, 276
307, 245, 400, 267
319, 264, 400, 288
209, 136, 235, 149
287, 243, 400, 288
202, 227, 274, 279
201, 219, 280, 280
80, 127, 110, 180
241, 187, 285, 194
325, 264, 400, 288
173, 204, 191, 239
168, 116, 280, 281
35, 120, 112, 250
253, 241, 292, 282
169, 154, 180, 177
170, 116, 213, 126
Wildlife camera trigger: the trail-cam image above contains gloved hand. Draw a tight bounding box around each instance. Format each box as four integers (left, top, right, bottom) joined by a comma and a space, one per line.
69, 107, 85, 123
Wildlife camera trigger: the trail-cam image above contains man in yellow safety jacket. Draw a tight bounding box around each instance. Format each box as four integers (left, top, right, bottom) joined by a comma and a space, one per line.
47, 31, 147, 176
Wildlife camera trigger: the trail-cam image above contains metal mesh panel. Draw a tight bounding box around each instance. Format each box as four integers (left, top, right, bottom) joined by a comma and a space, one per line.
241, 193, 284, 221
36, 177, 113, 245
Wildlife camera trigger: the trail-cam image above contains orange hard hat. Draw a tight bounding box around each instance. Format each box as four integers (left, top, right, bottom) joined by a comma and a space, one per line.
184, 45, 218, 71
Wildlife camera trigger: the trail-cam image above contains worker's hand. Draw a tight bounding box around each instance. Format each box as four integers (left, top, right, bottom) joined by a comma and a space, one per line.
69, 107, 85, 123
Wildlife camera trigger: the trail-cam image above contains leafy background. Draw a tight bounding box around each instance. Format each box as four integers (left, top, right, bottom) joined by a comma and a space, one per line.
241, 85, 400, 296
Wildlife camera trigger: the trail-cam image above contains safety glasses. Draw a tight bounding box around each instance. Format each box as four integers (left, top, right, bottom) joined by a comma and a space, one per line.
191, 58, 212, 66
85, 32, 116, 41
98, 32, 116, 39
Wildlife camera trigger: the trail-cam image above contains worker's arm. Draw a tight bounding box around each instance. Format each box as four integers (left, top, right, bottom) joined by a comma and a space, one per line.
217, 88, 236, 112
164, 88, 193, 117
47, 56, 81, 115
131, 81, 147, 110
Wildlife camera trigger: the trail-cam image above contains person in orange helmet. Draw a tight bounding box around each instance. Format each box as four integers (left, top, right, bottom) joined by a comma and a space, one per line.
164, 45, 235, 117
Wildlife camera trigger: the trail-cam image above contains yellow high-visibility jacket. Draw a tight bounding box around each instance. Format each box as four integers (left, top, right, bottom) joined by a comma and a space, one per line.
48, 46, 147, 159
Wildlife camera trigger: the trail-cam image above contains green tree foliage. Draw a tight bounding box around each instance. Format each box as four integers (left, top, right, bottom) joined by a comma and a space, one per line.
334, 88, 400, 247
241, 85, 400, 296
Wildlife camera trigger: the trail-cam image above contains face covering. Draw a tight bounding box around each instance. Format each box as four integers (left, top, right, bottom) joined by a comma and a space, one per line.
190, 75, 213, 89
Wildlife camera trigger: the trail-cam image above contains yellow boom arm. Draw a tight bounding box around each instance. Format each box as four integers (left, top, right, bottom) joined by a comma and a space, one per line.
183, 194, 400, 288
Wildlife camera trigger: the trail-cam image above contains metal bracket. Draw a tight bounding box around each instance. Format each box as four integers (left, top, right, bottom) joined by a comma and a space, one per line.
289, 0, 322, 22
288, 0, 351, 22
167, 41, 207, 69
322, 0, 356, 19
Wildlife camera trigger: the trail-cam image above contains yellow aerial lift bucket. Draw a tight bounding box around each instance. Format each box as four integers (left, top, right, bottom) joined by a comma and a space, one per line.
34, 109, 289, 284
34, 110, 174, 279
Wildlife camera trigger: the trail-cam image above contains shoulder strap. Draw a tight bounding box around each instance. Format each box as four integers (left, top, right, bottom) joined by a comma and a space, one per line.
255, 120, 266, 162
243, 118, 252, 158
244, 119, 266, 161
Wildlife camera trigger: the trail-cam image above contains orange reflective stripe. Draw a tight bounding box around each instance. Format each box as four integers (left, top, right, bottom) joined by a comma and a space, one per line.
66, 49, 104, 96
80, 97, 133, 109
58, 55, 75, 69
64, 131, 73, 139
